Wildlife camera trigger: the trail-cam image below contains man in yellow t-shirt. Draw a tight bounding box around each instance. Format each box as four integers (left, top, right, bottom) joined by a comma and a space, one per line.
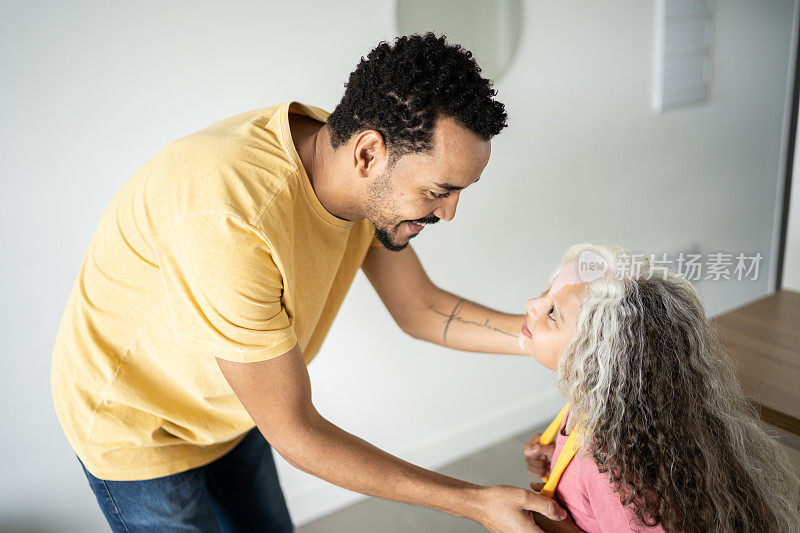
51, 33, 568, 531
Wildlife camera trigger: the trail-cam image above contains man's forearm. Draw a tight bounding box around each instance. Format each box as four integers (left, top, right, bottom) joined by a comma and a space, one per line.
273, 412, 488, 523
405, 286, 527, 355
219, 346, 567, 529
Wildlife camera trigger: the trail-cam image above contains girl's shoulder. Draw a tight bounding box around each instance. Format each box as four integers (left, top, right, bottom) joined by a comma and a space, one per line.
557, 410, 665, 532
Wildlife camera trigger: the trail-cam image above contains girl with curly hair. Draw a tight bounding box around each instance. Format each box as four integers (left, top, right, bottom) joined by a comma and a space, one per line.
520, 242, 800, 532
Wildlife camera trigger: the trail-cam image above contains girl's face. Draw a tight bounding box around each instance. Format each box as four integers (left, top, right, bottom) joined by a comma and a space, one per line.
519, 259, 587, 370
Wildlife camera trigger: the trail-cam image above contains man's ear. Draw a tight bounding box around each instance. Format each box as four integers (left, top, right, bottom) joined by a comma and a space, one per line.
352, 129, 387, 177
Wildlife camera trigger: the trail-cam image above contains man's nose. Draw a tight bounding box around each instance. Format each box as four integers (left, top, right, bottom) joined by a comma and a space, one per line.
433, 194, 459, 222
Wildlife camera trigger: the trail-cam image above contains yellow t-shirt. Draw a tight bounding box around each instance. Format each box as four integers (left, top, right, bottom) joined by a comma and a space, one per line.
51, 101, 382, 481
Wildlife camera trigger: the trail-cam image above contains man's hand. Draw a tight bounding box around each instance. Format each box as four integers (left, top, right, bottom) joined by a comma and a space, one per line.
529, 483, 585, 533
531, 511, 584, 533
477, 485, 567, 533
524, 433, 556, 479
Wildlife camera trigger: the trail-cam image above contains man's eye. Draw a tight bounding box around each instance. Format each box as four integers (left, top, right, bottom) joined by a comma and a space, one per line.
431, 191, 450, 199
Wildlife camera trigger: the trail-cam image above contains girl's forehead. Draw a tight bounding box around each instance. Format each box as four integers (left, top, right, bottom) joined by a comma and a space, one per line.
552, 259, 583, 295
553, 282, 588, 324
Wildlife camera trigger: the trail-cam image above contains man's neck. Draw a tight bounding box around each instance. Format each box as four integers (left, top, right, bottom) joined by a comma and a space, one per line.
291, 114, 360, 222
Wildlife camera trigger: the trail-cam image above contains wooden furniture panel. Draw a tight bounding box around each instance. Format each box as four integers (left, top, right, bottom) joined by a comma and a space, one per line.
710, 289, 800, 435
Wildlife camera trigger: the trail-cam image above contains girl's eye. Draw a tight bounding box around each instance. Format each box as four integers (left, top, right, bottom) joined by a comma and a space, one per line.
548, 305, 556, 322
431, 191, 450, 199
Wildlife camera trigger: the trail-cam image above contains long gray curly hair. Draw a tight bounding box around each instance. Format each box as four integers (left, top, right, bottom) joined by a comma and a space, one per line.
547, 242, 800, 532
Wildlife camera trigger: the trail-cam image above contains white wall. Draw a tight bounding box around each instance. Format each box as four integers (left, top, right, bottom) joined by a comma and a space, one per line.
1, 0, 796, 530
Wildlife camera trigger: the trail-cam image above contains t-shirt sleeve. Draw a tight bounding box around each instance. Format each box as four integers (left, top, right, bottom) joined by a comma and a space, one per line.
158, 211, 298, 363
578, 458, 666, 532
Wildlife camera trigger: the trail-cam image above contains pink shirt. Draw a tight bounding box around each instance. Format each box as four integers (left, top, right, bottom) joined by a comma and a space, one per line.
553, 408, 665, 532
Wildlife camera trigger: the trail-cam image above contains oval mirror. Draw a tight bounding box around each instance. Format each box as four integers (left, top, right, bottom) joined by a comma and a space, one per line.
395, 0, 523, 82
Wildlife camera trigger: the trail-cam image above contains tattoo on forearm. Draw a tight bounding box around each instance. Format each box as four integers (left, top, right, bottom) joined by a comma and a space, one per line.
432, 298, 517, 344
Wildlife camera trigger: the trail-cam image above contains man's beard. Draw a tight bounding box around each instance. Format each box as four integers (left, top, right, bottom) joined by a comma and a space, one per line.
366, 170, 409, 252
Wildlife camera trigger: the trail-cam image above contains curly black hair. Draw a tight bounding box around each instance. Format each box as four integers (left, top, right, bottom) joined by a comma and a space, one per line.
326, 32, 508, 164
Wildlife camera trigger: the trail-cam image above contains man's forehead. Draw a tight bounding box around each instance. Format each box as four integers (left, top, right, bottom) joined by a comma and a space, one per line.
431, 116, 490, 172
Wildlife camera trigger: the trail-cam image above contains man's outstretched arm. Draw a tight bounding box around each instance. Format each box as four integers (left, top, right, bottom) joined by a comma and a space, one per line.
361, 243, 542, 355
416, 287, 530, 354
216, 343, 566, 532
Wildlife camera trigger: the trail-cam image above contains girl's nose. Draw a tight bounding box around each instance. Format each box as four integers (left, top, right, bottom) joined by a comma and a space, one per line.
526, 297, 539, 314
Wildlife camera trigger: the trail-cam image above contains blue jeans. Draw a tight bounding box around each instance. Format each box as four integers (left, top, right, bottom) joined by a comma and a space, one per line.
78, 426, 293, 532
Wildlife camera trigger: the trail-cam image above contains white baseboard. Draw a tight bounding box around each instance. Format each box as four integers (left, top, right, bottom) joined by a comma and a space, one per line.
287, 393, 564, 526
